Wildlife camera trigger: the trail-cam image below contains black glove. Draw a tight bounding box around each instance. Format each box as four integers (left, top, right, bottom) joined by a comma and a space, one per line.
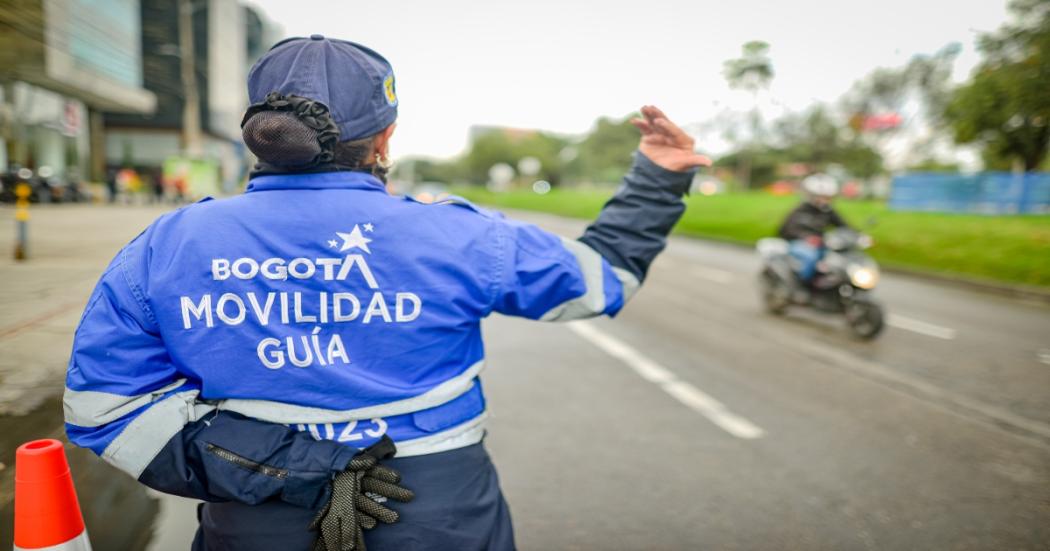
310, 436, 415, 551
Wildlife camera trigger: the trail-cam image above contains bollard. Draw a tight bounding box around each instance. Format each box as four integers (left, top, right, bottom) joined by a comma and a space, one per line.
14, 182, 30, 261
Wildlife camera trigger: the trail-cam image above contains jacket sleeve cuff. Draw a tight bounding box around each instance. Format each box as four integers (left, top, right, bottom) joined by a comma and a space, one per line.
280, 434, 360, 509
629, 151, 698, 196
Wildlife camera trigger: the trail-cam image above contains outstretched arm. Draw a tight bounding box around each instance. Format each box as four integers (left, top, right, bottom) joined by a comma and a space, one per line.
492, 106, 709, 321
580, 106, 710, 282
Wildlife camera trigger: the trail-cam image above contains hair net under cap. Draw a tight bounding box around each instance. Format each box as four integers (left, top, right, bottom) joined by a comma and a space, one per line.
247, 35, 398, 141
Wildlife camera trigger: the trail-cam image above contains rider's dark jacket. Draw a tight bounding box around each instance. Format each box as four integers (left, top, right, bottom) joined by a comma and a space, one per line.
777, 201, 849, 240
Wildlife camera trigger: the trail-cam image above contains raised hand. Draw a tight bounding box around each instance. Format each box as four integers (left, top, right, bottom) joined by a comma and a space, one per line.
630, 105, 711, 172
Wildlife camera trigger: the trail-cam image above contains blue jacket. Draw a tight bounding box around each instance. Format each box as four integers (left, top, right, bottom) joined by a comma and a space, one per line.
65, 153, 695, 508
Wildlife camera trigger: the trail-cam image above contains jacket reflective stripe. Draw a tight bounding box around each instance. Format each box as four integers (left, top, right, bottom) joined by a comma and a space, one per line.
93, 387, 487, 472
102, 390, 216, 478
78, 362, 487, 476
63, 378, 189, 428
217, 360, 485, 424
612, 266, 641, 302
540, 239, 640, 321
395, 412, 488, 458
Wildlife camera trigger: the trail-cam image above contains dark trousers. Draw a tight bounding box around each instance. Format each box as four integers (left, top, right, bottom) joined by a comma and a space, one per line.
192, 442, 515, 550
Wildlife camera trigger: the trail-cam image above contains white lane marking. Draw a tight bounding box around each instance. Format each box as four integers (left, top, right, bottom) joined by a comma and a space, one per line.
568, 321, 765, 439
661, 381, 766, 439
1038, 349, 1050, 366
886, 314, 956, 340
690, 266, 734, 284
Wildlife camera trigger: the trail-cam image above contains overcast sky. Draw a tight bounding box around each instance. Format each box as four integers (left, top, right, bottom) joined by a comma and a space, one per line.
245, 0, 1010, 160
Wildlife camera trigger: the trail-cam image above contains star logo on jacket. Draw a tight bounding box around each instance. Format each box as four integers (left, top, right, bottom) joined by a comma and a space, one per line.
332, 224, 373, 253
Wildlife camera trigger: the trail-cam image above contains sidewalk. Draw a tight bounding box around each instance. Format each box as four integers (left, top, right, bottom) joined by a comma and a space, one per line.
0, 204, 179, 549
0, 204, 173, 415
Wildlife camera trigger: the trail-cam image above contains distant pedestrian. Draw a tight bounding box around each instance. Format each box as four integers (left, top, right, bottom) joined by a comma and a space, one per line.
105, 169, 118, 204
150, 168, 165, 204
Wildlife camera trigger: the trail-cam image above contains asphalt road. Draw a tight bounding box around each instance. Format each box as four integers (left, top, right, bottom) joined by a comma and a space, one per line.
482, 211, 1050, 550
2, 205, 1048, 550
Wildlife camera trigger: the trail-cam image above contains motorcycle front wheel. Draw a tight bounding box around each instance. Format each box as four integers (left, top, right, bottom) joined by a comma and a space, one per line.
845, 300, 884, 339
759, 270, 790, 315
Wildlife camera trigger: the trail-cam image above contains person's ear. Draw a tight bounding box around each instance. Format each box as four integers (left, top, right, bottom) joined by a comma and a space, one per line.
374, 123, 397, 158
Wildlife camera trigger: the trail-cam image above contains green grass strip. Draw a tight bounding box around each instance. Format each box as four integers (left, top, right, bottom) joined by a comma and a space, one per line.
454, 187, 1050, 288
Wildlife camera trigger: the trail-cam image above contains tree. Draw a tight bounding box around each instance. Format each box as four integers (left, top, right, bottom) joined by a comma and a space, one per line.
396, 157, 467, 185
567, 115, 640, 184
774, 106, 883, 179
516, 132, 571, 186
944, 0, 1050, 171
422, 118, 634, 188
844, 44, 960, 127
459, 129, 570, 186
724, 41, 774, 187
841, 43, 961, 169
461, 131, 519, 184
724, 41, 774, 94
716, 105, 884, 187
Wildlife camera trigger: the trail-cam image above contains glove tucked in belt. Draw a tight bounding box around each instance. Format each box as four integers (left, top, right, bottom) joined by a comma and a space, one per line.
310, 435, 414, 551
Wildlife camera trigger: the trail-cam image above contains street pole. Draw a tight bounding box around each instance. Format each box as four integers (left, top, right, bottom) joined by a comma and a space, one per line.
14, 181, 30, 260
178, 0, 203, 158
88, 109, 106, 183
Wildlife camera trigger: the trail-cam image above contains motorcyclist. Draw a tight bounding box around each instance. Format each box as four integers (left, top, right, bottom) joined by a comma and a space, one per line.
777, 173, 851, 283
63, 35, 710, 550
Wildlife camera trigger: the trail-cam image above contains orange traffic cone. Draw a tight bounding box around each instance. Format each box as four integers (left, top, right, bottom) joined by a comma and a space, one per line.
13, 439, 92, 550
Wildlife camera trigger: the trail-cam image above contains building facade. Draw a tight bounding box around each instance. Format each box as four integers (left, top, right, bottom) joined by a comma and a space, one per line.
0, 0, 156, 185
101, 0, 284, 195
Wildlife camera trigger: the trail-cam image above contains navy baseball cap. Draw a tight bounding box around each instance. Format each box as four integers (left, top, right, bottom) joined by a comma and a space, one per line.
247, 35, 398, 142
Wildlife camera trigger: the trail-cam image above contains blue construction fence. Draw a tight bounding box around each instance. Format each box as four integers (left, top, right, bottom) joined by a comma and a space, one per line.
890, 172, 1050, 215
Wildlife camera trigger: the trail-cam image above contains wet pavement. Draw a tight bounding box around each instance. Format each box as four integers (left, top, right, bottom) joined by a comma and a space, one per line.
2, 204, 1048, 550
0, 205, 175, 549
0, 396, 158, 549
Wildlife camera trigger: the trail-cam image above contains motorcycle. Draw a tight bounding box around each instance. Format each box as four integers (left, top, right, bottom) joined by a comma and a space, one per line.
756, 228, 885, 339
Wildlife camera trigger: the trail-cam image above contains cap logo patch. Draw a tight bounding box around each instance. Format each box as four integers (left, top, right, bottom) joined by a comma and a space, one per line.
383, 73, 398, 106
